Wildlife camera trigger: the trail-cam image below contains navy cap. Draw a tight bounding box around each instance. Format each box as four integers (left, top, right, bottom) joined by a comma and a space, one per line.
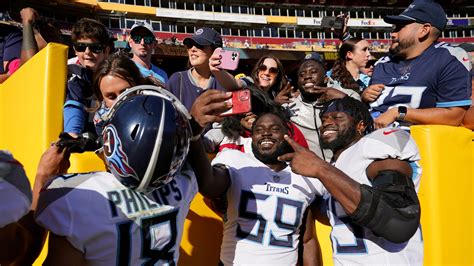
384, 0, 447, 31
183, 27, 222, 48
303, 52, 324, 63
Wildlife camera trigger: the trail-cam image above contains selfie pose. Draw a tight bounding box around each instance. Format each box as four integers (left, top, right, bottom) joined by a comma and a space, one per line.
166, 27, 238, 111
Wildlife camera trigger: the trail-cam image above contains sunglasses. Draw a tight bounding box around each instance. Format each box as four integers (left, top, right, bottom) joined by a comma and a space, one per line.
131, 35, 155, 45
184, 41, 206, 50
365, 60, 376, 68
258, 64, 279, 75
73, 43, 104, 53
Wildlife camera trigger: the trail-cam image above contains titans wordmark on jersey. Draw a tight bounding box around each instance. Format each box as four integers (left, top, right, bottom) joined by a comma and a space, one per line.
370, 42, 472, 117
327, 129, 423, 265
35, 170, 197, 265
212, 149, 325, 265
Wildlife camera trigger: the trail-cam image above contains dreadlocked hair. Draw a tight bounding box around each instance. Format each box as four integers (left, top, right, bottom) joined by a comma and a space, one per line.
331, 37, 364, 93
222, 116, 244, 140
320, 97, 374, 134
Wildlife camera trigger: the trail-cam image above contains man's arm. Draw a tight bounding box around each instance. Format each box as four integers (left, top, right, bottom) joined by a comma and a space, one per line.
187, 89, 234, 198
43, 233, 86, 266
278, 136, 361, 215
0, 73, 10, 83
279, 136, 420, 243
300, 207, 321, 266
20, 7, 40, 65
187, 138, 231, 198
374, 106, 468, 129
0, 145, 70, 265
462, 105, 474, 130
0, 221, 32, 264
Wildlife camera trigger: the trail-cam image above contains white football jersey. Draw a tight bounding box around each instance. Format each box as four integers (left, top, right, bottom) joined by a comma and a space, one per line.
35, 170, 198, 265
212, 149, 325, 265
327, 128, 423, 265
0, 151, 32, 228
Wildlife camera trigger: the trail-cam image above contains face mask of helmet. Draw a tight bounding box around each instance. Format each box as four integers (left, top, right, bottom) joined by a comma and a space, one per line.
101, 86, 192, 193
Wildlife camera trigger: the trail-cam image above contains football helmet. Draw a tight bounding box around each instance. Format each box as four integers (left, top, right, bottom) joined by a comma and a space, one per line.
101, 85, 191, 193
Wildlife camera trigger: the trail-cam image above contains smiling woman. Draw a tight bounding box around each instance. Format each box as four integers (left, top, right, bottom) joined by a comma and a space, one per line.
239, 54, 291, 104
165, 27, 236, 111
91, 53, 154, 135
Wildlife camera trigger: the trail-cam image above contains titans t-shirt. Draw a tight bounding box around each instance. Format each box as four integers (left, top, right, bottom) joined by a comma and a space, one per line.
369, 42, 472, 115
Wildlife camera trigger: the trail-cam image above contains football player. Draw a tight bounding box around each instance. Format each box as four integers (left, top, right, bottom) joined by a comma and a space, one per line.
189, 94, 325, 265
279, 97, 423, 265
34, 86, 232, 265
0, 150, 53, 265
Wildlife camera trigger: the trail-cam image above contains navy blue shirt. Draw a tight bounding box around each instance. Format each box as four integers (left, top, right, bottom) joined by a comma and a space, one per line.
166, 69, 226, 111
369, 42, 472, 115
0, 26, 22, 73
63, 65, 96, 134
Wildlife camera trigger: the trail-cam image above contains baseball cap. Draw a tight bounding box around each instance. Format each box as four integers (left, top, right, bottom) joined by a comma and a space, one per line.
130, 21, 154, 37
384, 0, 447, 31
183, 27, 222, 48
303, 52, 324, 63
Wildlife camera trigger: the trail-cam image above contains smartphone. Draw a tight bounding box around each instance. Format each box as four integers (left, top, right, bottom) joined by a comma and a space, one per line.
321, 16, 344, 30
220, 89, 251, 117
217, 50, 240, 71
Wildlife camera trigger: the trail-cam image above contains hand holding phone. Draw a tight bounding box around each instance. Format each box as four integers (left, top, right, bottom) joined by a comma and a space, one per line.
216, 49, 240, 71
321, 16, 345, 30
220, 89, 251, 116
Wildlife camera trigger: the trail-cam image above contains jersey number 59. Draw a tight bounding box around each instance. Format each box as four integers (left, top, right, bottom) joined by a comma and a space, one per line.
237, 190, 303, 248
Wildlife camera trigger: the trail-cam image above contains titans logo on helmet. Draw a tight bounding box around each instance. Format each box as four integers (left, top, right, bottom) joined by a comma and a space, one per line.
102, 125, 138, 180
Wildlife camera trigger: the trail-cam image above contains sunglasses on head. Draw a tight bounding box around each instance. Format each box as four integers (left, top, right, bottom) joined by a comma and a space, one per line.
131, 35, 155, 45
258, 64, 279, 75
73, 43, 104, 53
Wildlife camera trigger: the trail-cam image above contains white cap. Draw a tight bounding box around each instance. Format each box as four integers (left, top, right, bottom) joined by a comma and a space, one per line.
130, 21, 154, 36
